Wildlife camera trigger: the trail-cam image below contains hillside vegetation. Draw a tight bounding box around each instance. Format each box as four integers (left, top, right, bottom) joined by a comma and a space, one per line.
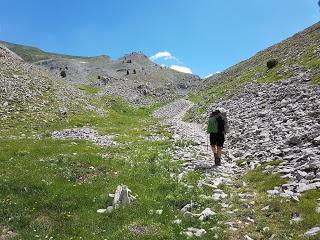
1, 22, 320, 240
185, 22, 320, 122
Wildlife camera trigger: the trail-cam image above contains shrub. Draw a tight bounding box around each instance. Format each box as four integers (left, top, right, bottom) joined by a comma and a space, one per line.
60, 70, 66, 78
267, 59, 278, 69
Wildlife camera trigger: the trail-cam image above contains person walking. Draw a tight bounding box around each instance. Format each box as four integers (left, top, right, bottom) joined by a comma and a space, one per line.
207, 109, 227, 166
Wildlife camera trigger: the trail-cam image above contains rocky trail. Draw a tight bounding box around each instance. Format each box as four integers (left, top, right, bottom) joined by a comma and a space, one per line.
154, 99, 254, 238
153, 98, 320, 239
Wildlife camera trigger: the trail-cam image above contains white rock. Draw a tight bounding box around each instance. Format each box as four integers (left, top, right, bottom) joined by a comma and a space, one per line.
304, 227, 320, 237
244, 235, 254, 240
195, 229, 207, 237
199, 208, 215, 221
239, 193, 255, 199
107, 206, 113, 213
97, 209, 107, 214
155, 209, 163, 215
263, 227, 270, 232
173, 219, 182, 224
113, 185, 135, 206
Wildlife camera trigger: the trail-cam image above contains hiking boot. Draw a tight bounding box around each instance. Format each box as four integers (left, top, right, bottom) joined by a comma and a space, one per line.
214, 154, 221, 166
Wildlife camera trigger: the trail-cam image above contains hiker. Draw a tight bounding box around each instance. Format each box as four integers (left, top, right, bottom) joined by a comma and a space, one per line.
207, 108, 227, 166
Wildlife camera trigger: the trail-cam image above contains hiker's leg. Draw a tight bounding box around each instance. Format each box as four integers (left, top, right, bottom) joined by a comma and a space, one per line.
209, 133, 217, 154
211, 145, 217, 154
217, 146, 223, 158
214, 146, 222, 166
216, 134, 225, 158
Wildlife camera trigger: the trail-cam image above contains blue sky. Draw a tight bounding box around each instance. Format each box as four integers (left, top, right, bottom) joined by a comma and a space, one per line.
0, 0, 319, 77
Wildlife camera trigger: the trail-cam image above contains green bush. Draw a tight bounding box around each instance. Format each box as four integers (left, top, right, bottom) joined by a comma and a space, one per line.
60, 70, 66, 78
267, 59, 278, 69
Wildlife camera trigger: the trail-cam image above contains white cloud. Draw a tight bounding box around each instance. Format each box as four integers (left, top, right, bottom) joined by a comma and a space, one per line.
170, 65, 192, 74
150, 51, 182, 64
150, 51, 173, 60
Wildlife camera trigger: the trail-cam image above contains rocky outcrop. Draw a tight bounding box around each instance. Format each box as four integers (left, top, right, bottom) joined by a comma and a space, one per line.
97, 185, 136, 214
206, 73, 320, 199
1, 41, 201, 106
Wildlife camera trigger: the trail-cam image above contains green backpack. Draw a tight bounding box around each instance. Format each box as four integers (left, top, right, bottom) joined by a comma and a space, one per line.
207, 116, 218, 133
207, 112, 229, 134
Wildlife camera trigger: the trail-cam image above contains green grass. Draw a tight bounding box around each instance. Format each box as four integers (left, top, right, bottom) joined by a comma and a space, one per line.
266, 159, 284, 166
300, 45, 320, 70
78, 84, 100, 95
311, 73, 320, 84
227, 165, 320, 240
244, 167, 287, 193
235, 159, 248, 166
1, 41, 107, 62
0, 96, 227, 239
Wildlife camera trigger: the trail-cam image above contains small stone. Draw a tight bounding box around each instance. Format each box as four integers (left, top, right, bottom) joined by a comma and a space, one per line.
181, 203, 193, 213
155, 209, 163, 215
107, 206, 113, 213
244, 235, 254, 240
268, 234, 276, 240
290, 213, 302, 224
195, 228, 206, 237
239, 193, 255, 199
173, 219, 182, 224
263, 227, 270, 232
267, 189, 279, 195
199, 208, 215, 221
183, 231, 193, 238
304, 227, 320, 237
97, 209, 107, 214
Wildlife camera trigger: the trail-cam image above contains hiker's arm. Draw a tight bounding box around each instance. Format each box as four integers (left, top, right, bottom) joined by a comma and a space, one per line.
217, 117, 225, 133
206, 119, 211, 133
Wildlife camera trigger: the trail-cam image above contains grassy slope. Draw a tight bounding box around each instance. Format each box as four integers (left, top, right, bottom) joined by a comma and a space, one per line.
226, 161, 320, 240
0, 41, 106, 62
0, 92, 229, 239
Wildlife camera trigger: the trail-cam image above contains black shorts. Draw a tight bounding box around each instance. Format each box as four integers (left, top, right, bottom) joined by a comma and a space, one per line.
210, 133, 225, 148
